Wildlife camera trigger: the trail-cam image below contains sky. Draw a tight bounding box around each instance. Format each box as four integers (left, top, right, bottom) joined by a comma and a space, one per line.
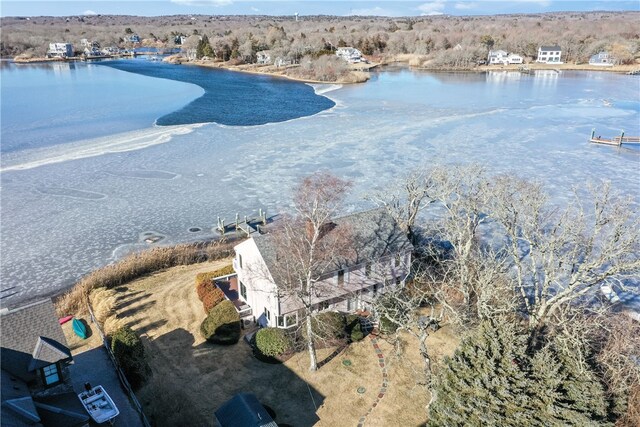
1, 0, 638, 17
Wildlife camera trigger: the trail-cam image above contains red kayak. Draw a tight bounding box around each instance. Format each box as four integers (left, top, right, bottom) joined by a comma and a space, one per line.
59, 315, 73, 325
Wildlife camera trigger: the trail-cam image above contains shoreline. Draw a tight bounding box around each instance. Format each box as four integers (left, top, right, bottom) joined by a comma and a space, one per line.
181, 59, 373, 85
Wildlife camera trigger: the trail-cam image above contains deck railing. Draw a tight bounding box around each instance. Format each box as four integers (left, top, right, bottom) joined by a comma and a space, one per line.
87, 303, 152, 427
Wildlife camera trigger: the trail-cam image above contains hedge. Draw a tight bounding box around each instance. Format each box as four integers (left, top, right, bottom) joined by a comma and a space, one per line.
195, 264, 234, 289
255, 328, 293, 358
202, 287, 225, 313
345, 314, 365, 342
196, 280, 215, 301
200, 300, 241, 345
111, 326, 148, 388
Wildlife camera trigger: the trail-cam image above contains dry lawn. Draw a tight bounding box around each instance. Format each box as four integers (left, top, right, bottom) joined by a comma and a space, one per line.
109, 260, 457, 426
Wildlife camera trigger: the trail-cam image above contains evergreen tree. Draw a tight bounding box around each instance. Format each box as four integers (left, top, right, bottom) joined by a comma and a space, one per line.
428, 320, 614, 427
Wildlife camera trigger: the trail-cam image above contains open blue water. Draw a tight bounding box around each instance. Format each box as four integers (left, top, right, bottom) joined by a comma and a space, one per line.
100, 60, 335, 126
1, 63, 638, 308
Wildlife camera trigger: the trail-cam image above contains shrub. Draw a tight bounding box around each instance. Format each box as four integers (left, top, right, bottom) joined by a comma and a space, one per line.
195, 264, 235, 298
196, 280, 215, 300
302, 311, 346, 343
345, 314, 365, 342
202, 287, 225, 313
255, 328, 293, 358
200, 300, 241, 345
379, 315, 398, 334
111, 326, 148, 388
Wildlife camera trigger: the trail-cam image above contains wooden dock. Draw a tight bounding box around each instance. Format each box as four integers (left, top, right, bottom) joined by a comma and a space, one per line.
589, 129, 640, 147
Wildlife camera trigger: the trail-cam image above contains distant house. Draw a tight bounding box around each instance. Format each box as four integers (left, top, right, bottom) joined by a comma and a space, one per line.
536, 45, 563, 64
1, 299, 90, 426
124, 34, 141, 44
274, 56, 292, 67
336, 46, 363, 63
233, 208, 413, 329
487, 50, 508, 65
46, 43, 73, 59
256, 50, 272, 65
174, 35, 188, 45
589, 51, 615, 66
488, 50, 524, 65
453, 43, 463, 51
214, 393, 276, 427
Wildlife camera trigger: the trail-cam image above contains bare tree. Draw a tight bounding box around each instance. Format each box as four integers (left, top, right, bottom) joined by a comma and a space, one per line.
267, 172, 352, 371
490, 178, 640, 331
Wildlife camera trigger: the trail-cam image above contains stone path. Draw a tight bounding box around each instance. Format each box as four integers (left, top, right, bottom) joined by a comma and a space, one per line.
357, 335, 388, 427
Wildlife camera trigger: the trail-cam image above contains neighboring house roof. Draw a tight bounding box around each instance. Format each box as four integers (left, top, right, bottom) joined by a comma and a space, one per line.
539, 45, 561, 52
253, 208, 412, 284
1, 369, 42, 426
33, 393, 90, 427
214, 393, 277, 427
1, 300, 72, 381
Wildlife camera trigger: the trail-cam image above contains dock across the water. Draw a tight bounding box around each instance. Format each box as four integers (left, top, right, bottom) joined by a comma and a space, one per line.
589, 129, 640, 147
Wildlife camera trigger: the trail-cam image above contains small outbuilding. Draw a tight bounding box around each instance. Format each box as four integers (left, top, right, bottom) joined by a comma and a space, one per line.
214, 393, 277, 427
589, 51, 615, 66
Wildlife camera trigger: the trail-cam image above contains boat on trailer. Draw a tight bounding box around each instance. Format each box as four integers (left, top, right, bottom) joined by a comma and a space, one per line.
78, 385, 120, 424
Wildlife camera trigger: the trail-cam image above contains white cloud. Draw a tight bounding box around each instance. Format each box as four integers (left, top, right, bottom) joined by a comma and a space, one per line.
250, 7, 260, 12
83, 10, 97, 16
417, 1, 446, 16
170, 0, 233, 6
454, 2, 477, 10
350, 6, 398, 16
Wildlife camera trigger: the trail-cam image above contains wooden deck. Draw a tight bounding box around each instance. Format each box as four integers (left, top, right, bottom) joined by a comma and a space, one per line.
589, 136, 640, 146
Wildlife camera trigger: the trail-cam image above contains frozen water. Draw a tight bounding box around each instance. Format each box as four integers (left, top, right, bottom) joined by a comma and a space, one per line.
1, 66, 639, 307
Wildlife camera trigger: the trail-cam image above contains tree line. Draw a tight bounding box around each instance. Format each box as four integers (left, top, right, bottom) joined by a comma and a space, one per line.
2, 11, 638, 67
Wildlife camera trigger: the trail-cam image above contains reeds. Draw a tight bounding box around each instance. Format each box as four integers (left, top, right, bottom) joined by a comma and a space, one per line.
55, 240, 236, 317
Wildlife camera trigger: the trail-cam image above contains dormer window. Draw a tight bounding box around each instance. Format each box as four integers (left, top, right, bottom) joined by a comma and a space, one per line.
42, 363, 60, 386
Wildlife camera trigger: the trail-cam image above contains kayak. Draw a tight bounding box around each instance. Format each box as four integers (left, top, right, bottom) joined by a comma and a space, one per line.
59, 315, 73, 325
72, 318, 88, 339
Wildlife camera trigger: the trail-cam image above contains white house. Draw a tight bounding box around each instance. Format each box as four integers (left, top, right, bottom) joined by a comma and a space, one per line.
274, 56, 292, 67
506, 53, 523, 64
487, 50, 508, 64
589, 51, 615, 66
46, 43, 73, 58
256, 50, 272, 65
232, 209, 413, 329
336, 47, 363, 63
536, 45, 563, 64
488, 50, 524, 65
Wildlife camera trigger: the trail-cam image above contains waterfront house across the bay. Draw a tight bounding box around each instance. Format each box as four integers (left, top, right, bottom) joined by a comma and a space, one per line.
336, 47, 363, 63
589, 51, 615, 66
232, 208, 413, 329
536, 45, 563, 63
47, 43, 73, 59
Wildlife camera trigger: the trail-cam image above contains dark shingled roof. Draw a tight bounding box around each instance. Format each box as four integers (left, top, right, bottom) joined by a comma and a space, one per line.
253, 208, 412, 284
540, 45, 561, 51
1, 300, 72, 381
214, 393, 277, 427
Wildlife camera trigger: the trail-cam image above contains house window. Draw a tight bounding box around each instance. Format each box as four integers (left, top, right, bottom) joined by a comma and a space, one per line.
42, 363, 60, 386
264, 308, 271, 321
285, 313, 297, 327
277, 315, 284, 327
337, 269, 345, 286
240, 281, 247, 300
238, 254, 243, 269
319, 301, 329, 311
365, 263, 372, 278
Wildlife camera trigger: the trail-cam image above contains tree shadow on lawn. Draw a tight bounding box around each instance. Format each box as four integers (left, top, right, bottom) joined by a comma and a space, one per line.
144, 328, 324, 427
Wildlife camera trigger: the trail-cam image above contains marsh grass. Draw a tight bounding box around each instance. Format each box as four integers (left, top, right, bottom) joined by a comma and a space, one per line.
55, 239, 237, 317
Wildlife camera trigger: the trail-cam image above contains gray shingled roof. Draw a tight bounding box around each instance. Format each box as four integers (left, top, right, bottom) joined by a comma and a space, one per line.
214, 393, 277, 427
253, 208, 412, 285
1, 300, 71, 381
540, 45, 561, 51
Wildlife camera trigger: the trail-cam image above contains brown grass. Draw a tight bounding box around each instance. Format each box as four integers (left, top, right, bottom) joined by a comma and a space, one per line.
108, 261, 459, 426
54, 239, 238, 318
